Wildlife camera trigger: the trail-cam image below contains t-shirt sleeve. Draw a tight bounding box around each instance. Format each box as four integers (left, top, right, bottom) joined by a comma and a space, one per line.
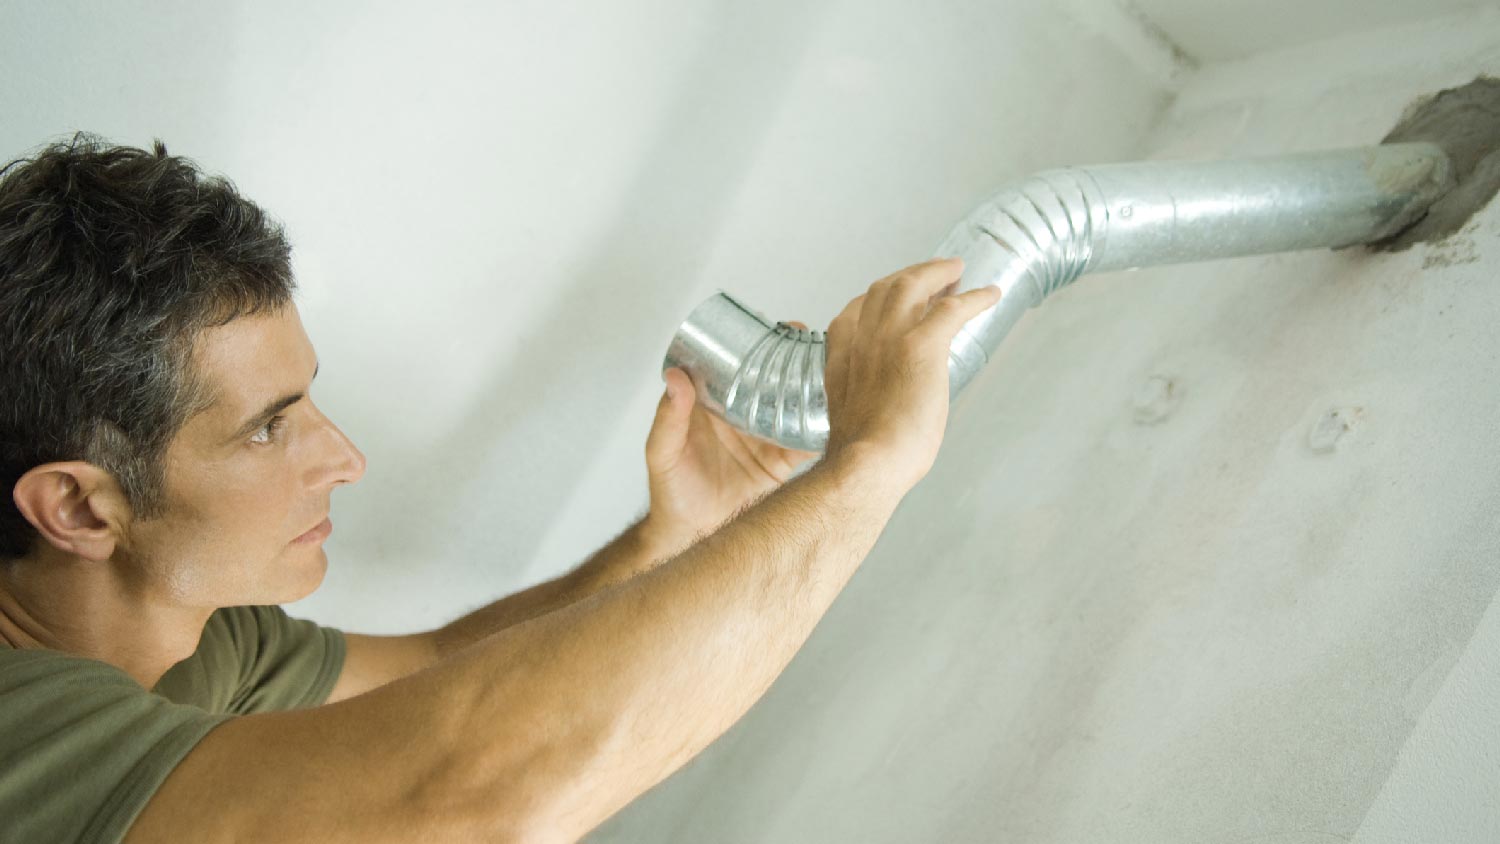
151, 605, 346, 715
0, 650, 234, 844
218, 605, 347, 714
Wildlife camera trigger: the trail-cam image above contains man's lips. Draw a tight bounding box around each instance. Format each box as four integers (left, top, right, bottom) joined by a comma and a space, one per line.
293, 517, 333, 544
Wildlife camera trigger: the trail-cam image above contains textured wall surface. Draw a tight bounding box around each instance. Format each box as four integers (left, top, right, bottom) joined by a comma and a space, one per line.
1132, 0, 1491, 61
591, 9, 1500, 843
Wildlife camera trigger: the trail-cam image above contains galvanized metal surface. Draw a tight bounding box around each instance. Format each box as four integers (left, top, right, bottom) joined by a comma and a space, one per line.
662, 143, 1454, 452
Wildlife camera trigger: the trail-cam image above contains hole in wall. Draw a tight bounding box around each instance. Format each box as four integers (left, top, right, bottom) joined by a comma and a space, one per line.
1368, 75, 1500, 252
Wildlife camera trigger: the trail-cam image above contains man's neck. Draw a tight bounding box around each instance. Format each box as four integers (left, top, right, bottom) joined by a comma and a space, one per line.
0, 545, 212, 690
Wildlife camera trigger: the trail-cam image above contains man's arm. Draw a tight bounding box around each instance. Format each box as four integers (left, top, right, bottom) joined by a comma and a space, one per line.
123, 258, 1001, 843
129, 447, 903, 843
329, 322, 817, 704
326, 516, 681, 704
427, 515, 687, 658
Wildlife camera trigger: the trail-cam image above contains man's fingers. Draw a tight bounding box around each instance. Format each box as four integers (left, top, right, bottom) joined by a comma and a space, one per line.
882, 257, 965, 327
827, 293, 864, 347
911, 284, 1002, 348
645, 367, 694, 470
825, 294, 864, 411
858, 277, 891, 337
909, 278, 962, 325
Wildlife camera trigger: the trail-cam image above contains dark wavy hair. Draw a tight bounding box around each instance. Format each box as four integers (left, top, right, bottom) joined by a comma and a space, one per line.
0, 133, 297, 561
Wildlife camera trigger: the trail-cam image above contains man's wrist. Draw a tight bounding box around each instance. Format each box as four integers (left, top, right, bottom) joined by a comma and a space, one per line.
813, 443, 913, 511
636, 444, 910, 562
635, 514, 699, 562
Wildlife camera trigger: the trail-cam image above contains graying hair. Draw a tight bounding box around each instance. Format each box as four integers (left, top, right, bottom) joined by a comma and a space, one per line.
0, 132, 297, 560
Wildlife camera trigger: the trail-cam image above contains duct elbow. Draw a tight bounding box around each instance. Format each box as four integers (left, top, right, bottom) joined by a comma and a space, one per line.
662, 292, 831, 452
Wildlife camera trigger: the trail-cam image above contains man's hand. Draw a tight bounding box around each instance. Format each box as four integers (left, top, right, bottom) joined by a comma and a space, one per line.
823, 257, 1002, 492
643, 328, 819, 551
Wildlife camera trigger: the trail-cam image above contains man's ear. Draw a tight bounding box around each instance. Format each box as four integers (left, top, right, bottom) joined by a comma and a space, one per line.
12, 462, 128, 563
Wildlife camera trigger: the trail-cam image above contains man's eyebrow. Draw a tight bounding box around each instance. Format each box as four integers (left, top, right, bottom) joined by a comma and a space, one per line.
227, 362, 320, 443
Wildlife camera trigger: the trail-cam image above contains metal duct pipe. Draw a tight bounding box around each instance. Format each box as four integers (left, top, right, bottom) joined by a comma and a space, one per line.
661, 143, 1455, 452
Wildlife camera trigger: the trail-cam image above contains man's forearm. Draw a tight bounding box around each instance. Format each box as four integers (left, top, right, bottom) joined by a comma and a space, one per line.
151, 450, 905, 844
422, 448, 905, 840
430, 516, 691, 659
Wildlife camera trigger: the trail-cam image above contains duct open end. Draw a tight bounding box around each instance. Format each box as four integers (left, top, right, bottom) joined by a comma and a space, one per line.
663, 143, 1455, 453
663, 292, 830, 451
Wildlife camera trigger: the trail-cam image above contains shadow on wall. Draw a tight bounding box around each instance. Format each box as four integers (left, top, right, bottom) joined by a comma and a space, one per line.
361, 0, 834, 570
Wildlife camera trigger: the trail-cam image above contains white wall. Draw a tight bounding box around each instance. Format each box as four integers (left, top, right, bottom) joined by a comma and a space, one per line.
525, 0, 1179, 609
15, 1, 1495, 840
5, 0, 1169, 634
3, 0, 820, 630
1133, 0, 1491, 60
591, 7, 1500, 842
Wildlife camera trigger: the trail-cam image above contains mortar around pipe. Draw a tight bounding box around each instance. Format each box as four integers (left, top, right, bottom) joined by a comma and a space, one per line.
1370, 75, 1500, 250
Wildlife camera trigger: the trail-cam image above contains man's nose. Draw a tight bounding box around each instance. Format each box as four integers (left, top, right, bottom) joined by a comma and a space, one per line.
330, 428, 367, 488
309, 405, 367, 487
332, 429, 367, 487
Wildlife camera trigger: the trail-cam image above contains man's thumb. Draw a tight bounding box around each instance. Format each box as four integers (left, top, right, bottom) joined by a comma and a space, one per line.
645, 368, 693, 467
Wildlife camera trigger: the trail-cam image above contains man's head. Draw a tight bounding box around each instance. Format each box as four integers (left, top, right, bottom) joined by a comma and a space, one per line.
0, 133, 365, 609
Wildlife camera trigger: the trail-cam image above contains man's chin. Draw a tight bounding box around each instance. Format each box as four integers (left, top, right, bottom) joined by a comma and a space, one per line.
277, 545, 329, 604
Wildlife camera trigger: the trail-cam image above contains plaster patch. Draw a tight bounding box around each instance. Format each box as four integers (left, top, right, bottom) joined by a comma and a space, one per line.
1131, 374, 1179, 424
1370, 76, 1500, 251
1421, 233, 1480, 269
1307, 406, 1364, 454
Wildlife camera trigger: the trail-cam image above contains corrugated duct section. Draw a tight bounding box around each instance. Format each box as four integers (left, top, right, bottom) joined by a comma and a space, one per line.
662, 144, 1455, 452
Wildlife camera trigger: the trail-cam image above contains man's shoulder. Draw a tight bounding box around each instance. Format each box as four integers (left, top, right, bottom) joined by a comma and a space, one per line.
157, 604, 345, 715
0, 641, 233, 844
152, 605, 286, 709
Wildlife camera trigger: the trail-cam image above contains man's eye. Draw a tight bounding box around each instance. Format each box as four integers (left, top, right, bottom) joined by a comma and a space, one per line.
250, 415, 287, 446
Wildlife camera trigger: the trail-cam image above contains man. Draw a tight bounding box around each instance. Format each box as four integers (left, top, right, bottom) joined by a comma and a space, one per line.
0, 134, 1001, 843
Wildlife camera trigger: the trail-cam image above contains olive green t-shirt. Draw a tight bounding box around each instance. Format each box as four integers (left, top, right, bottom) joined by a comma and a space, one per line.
0, 605, 346, 844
